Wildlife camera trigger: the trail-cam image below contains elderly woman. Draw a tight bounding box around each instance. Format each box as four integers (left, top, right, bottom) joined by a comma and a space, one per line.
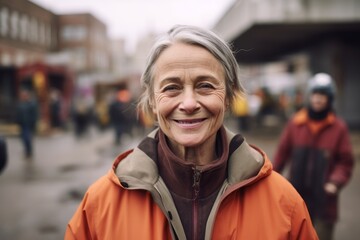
65, 25, 317, 240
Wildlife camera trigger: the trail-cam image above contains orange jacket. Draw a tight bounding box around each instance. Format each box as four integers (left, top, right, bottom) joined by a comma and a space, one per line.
65, 128, 318, 240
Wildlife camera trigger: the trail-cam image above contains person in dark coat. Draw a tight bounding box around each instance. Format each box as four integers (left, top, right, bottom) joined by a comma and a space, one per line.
49, 89, 62, 129
0, 135, 7, 173
108, 89, 131, 145
72, 93, 91, 138
273, 73, 354, 240
16, 89, 38, 159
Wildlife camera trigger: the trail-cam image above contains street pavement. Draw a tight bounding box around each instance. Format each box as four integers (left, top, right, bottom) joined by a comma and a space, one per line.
0, 121, 359, 240
0, 127, 142, 240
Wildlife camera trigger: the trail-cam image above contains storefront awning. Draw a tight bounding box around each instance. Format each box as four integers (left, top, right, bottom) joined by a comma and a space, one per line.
231, 21, 360, 64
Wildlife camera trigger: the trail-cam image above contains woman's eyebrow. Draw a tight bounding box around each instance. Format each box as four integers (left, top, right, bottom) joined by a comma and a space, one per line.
195, 75, 222, 84
158, 77, 182, 88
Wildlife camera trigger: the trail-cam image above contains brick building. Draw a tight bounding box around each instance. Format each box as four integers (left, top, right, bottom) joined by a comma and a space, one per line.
57, 13, 110, 73
0, 0, 110, 72
0, 0, 57, 66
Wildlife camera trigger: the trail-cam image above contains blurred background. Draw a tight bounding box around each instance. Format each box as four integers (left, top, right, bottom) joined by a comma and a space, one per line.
0, 0, 359, 239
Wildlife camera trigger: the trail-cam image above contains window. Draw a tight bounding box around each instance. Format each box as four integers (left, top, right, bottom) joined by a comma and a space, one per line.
61, 25, 87, 41
45, 24, 52, 47
30, 18, 38, 43
0, 8, 9, 37
20, 14, 28, 41
39, 22, 46, 45
64, 47, 87, 70
27, 18, 33, 42
10, 11, 19, 39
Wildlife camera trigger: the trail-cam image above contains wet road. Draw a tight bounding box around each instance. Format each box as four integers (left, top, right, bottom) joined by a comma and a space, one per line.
0, 127, 141, 240
0, 122, 359, 240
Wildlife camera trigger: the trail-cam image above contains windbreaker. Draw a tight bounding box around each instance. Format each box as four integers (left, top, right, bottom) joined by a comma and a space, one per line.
65, 127, 318, 240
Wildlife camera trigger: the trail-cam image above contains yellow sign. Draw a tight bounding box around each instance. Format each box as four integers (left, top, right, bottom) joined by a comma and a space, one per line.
33, 71, 46, 94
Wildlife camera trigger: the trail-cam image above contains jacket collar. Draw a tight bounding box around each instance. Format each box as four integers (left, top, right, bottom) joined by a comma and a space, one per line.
111, 126, 269, 189
156, 126, 229, 199
294, 108, 335, 126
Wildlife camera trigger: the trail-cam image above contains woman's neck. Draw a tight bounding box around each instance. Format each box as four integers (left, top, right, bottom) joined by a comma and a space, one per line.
167, 134, 218, 166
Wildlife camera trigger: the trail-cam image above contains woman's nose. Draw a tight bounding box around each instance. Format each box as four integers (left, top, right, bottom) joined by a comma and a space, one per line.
179, 90, 200, 113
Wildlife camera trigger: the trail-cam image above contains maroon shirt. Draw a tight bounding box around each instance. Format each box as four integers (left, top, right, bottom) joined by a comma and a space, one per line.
156, 126, 229, 240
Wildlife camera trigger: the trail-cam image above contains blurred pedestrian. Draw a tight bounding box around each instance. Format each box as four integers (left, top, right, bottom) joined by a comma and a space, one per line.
49, 89, 63, 131
247, 92, 262, 117
256, 87, 276, 127
16, 89, 38, 159
231, 92, 250, 131
273, 73, 354, 240
72, 93, 91, 138
65, 25, 317, 240
278, 90, 291, 122
108, 89, 131, 145
293, 88, 305, 112
138, 107, 155, 135
94, 97, 110, 130
0, 135, 7, 173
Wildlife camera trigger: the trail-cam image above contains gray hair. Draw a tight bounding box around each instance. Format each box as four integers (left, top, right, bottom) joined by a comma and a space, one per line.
138, 24, 244, 121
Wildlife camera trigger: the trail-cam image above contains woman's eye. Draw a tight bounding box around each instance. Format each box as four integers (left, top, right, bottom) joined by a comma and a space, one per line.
163, 85, 180, 92
198, 83, 214, 89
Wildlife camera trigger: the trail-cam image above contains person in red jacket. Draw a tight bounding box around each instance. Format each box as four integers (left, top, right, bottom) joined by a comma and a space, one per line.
273, 73, 354, 240
65, 25, 318, 240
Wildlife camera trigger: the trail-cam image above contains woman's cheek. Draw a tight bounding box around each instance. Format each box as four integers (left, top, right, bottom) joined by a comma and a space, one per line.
204, 93, 226, 112
155, 94, 177, 115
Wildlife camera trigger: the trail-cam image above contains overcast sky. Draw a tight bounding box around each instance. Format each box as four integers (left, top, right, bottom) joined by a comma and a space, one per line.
31, 0, 235, 51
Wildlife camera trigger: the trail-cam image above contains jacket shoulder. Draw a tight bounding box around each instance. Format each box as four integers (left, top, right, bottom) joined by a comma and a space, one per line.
87, 174, 116, 195
215, 170, 316, 239
250, 170, 306, 211
268, 171, 302, 198
333, 116, 349, 130
254, 171, 312, 223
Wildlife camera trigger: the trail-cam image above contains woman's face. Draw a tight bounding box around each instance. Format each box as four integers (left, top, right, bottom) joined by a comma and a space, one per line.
152, 42, 227, 148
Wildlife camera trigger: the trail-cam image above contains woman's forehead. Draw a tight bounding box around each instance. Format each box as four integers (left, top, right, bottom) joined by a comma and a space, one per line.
153, 43, 224, 76
157, 43, 217, 63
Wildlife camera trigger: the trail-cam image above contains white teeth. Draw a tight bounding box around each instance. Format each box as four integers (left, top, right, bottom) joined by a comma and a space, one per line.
177, 119, 203, 124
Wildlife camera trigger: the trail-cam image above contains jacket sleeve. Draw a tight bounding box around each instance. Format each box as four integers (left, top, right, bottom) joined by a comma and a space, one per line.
273, 121, 293, 173
64, 193, 93, 240
290, 200, 319, 240
328, 124, 354, 188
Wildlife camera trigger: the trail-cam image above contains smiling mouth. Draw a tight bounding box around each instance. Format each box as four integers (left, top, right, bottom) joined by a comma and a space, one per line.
174, 118, 206, 125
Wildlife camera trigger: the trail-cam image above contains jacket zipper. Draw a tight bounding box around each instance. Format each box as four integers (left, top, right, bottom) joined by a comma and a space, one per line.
192, 167, 201, 240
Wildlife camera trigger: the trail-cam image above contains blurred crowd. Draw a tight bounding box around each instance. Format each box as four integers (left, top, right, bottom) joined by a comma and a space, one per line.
12, 83, 308, 142
230, 86, 305, 132
10, 83, 308, 157
8, 86, 155, 161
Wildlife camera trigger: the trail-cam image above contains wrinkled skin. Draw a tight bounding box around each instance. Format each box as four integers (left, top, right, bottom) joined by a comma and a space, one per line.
152, 43, 227, 165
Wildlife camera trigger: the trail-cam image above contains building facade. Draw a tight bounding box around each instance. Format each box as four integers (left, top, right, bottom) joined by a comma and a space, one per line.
213, 0, 360, 128
0, 1, 113, 131
57, 13, 110, 73
0, 0, 57, 66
